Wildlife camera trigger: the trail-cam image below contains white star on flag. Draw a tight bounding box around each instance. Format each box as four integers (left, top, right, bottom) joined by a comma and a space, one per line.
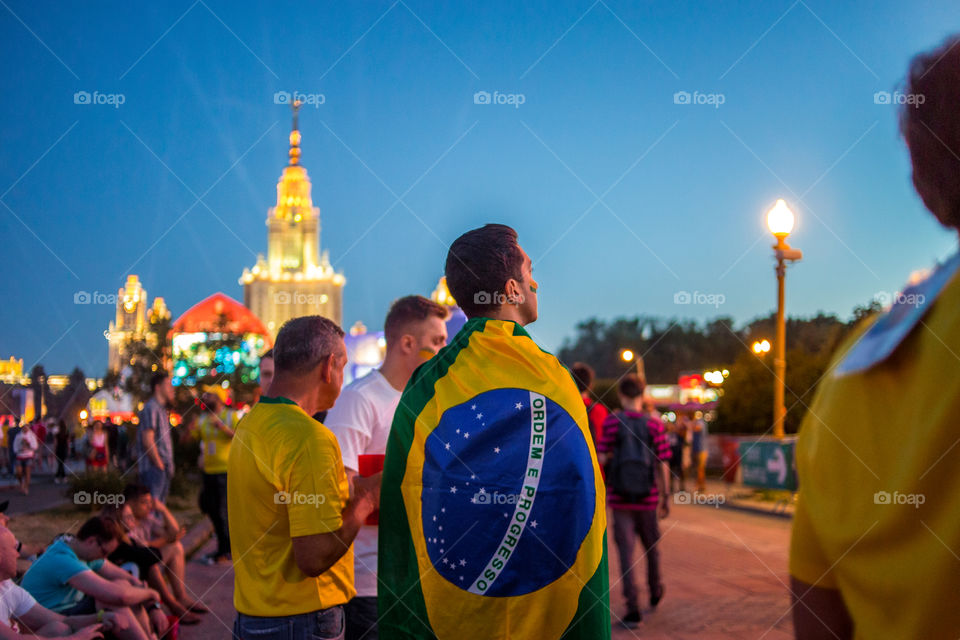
459, 559, 467, 566
478, 487, 486, 494
464, 432, 470, 439
515, 402, 523, 410
531, 520, 538, 528
494, 447, 501, 454
445, 442, 451, 450
476, 413, 483, 419
449, 487, 457, 494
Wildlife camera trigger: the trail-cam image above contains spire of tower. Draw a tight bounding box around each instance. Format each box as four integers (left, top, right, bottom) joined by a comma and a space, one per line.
289, 99, 302, 166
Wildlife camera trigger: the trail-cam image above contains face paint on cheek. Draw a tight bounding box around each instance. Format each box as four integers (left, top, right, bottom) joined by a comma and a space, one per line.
418, 349, 435, 361
529, 284, 538, 293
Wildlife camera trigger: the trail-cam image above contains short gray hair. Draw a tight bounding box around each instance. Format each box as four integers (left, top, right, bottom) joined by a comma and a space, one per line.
273, 316, 345, 375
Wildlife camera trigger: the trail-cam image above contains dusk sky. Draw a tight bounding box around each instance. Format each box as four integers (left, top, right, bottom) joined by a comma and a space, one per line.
2, 1, 958, 375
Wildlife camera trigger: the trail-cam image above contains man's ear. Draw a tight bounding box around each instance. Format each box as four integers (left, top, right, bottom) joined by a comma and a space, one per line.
318, 355, 335, 385
504, 278, 521, 304
401, 334, 416, 355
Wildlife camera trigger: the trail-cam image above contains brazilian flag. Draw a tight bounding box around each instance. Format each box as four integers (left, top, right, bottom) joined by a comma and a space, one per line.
379, 318, 610, 640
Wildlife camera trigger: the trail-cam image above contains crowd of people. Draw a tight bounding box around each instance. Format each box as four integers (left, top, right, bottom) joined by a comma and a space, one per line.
2, 33, 958, 640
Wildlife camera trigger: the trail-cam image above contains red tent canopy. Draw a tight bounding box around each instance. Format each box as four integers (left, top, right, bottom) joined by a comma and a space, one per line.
171, 292, 271, 341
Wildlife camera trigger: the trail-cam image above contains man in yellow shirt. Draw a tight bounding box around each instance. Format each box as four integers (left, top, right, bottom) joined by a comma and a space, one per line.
229, 316, 380, 639
195, 392, 238, 565
791, 34, 960, 639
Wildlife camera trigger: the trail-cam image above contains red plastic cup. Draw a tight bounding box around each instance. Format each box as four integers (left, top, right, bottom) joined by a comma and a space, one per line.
358, 454, 385, 525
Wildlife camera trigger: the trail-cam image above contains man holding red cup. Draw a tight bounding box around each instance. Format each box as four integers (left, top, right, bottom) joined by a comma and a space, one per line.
325, 296, 449, 640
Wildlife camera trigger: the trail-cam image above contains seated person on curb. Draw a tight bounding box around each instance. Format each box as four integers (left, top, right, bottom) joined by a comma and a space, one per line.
123, 485, 206, 615
100, 502, 201, 625
20, 517, 165, 640
0, 525, 118, 639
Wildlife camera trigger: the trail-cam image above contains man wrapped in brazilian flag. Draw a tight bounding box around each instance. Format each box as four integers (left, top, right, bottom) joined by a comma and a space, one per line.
379, 224, 610, 640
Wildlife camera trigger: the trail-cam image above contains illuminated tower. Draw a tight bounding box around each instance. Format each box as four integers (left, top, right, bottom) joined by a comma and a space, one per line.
241, 100, 345, 336
106, 275, 149, 371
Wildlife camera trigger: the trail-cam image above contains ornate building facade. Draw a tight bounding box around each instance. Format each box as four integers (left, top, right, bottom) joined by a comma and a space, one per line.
240, 101, 345, 337
105, 275, 170, 372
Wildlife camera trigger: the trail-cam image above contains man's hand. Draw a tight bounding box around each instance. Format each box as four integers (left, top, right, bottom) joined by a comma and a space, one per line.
148, 608, 168, 635
67, 625, 103, 640
101, 611, 126, 633
658, 498, 670, 520
350, 472, 381, 523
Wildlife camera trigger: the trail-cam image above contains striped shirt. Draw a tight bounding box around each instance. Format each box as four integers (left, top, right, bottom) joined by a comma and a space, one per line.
598, 410, 671, 511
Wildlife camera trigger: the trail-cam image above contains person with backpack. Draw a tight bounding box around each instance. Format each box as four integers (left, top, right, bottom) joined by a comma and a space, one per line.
597, 373, 671, 629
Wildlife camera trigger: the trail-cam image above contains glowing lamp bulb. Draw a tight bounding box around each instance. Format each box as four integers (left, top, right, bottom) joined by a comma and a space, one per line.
766, 199, 795, 237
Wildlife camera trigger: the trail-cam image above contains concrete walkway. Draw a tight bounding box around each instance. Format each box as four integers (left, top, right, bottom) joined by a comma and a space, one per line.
180, 502, 794, 639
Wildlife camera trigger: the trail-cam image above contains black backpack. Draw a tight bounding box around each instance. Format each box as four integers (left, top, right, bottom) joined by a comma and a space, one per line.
608, 411, 655, 501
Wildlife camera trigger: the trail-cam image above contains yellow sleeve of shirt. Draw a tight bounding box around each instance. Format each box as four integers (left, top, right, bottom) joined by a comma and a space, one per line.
790, 476, 837, 589
285, 426, 348, 538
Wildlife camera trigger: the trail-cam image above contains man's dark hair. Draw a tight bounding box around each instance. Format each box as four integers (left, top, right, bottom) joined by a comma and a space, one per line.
384, 296, 449, 344
445, 224, 524, 318
260, 348, 273, 360
274, 316, 345, 375
149, 371, 169, 394
618, 373, 645, 400
122, 483, 151, 503
900, 34, 960, 229
76, 516, 121, 544
570, 362, 595, 393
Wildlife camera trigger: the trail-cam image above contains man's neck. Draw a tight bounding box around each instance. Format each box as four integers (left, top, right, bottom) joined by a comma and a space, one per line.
483, 306, 526, 325
379, 353, 413, 392
151, 393, 165, 407
265, 380, 315, 415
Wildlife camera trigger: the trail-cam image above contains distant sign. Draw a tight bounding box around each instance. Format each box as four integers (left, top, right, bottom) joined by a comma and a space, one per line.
738, 440, 797, 491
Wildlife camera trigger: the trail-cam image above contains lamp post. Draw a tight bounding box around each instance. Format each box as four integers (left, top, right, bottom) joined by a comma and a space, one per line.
766, 199, 802, 439
751, 339, 771, 355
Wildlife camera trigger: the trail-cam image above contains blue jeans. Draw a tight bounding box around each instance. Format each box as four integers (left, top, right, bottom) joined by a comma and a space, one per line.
234, 606, 344, 640
139, 465, 171, 503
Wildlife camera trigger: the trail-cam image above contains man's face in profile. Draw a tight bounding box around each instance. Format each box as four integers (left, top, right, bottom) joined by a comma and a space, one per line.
514, 246, 538, 325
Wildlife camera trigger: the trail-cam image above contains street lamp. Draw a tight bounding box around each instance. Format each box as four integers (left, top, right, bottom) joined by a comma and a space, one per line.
766, 199, 802, 438
620, 349, 634, 363
752, 339, 771, 354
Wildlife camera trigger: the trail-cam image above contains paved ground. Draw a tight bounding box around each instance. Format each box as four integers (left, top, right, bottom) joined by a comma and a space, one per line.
0, 459, 85, 515
180, 502, 793, 639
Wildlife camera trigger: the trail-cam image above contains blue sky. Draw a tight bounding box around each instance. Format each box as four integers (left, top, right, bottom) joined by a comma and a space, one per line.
1, 1, 958, 375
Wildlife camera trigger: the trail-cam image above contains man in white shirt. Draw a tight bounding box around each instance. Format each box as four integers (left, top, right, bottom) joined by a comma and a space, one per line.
325, 295, 449, 640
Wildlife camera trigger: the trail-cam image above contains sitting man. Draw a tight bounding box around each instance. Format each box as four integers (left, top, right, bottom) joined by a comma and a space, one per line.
100, 502, 201, 625
20, 517, 164, 640
0, 525, 122, 638
124, 484, 206, 615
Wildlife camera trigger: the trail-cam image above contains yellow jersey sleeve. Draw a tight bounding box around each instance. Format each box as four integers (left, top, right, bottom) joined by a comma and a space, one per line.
285, 427, 348, 537
789, 492, 837, 589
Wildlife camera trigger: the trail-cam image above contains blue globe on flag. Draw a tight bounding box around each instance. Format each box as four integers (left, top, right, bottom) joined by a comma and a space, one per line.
421, 387, 595, 597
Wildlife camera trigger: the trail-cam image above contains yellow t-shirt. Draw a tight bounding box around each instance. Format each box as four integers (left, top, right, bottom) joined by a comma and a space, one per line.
197, 409, 238, 474
790, 267, 960, 639
228, 396, 354, 616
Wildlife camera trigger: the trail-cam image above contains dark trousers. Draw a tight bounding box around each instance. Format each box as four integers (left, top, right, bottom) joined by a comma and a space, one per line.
344, 596, 377, 640
612, 508, 663, 612
201, 472, 230, 556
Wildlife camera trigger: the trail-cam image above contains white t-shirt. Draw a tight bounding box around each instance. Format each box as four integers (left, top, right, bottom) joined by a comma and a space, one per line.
325, 369, 402, 598
0, 579, 37, 632
14, 430, 38, 460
